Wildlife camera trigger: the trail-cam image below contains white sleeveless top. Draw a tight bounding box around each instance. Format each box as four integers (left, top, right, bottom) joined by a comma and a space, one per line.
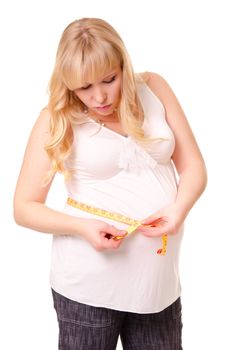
50, 80, 184, 313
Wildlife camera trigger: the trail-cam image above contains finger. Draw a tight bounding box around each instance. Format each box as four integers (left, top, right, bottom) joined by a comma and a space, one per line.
138, 226, 166, 237
101, 234, 123, 249
104, 232, 127, 241
104, 233, 112, 240
106, 225, 127, 238
141, 214, 162, 225
138, 221, 162, 231
113, 223, 140, 240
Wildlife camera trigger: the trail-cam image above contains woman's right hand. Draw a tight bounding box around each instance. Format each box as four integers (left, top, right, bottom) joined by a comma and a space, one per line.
79, 218, 127, 251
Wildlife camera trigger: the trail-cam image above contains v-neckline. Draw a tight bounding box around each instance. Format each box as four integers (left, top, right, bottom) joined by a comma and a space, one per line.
88, 118, 129, 139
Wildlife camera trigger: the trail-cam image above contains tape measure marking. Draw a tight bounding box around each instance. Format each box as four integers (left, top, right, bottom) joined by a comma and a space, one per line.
67, 197, 167, 255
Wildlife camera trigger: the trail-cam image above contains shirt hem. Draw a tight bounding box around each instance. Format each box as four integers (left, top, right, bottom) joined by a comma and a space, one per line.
50, 283, 182, 314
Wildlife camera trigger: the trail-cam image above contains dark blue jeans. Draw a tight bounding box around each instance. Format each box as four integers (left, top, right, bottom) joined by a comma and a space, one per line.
52, 289, 183, 350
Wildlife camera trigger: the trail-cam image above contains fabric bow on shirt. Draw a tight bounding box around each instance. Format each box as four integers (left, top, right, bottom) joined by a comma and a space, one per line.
118, 137, 157, 172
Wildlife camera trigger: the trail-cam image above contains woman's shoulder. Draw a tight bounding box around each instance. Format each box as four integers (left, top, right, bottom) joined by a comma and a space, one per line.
136, 71, 168, 88
38, 106, 52, 120
136, 71, 175, 108
36, 106, 52, 128
28, 106, 52, 140
135, 71, 150, 83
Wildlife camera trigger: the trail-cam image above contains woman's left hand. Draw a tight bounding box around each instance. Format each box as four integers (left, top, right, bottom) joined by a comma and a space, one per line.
139, 204, 185, 237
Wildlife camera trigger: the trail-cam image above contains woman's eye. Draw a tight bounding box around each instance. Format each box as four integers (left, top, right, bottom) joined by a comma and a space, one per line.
81, 85, 91, 90
103, 76, 116, 84
80, 75, 116, 90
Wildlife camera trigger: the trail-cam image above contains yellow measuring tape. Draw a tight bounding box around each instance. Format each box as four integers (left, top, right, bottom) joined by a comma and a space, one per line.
67, 197, 167, 255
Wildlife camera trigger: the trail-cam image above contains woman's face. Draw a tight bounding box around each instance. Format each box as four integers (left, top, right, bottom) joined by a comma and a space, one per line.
74, 66, 122, 118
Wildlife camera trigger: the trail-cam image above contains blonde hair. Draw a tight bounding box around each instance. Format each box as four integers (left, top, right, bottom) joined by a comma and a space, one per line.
44, 18, 161, 185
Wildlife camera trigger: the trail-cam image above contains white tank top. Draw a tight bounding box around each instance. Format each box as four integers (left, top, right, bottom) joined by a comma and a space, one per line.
50, 80, 184, 313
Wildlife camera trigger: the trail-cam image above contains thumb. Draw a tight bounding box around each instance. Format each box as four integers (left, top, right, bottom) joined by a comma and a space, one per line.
141, 213, 161, 226
106, 225, 127, 238
141, 225, 165, 237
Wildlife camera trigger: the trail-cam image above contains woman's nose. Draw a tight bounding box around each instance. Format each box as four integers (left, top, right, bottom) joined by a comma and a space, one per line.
93, 87, 107, 104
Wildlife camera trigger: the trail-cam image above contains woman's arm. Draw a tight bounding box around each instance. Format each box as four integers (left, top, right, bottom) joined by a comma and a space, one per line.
13, 108, 126, 249
13, 108, 85, 235
141, 72, 207, 235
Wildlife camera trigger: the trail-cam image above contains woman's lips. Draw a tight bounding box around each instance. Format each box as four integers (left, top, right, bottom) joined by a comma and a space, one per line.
95, 104, 111, 110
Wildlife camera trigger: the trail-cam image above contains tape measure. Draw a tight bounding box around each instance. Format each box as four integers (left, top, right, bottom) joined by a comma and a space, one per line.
67, 197, 167, 255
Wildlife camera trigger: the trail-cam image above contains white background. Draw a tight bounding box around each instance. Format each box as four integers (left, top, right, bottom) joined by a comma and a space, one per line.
0, 0, 231, 349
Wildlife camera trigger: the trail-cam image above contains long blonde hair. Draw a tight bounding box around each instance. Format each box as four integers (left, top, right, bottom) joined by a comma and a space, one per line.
44, 18, 157, 185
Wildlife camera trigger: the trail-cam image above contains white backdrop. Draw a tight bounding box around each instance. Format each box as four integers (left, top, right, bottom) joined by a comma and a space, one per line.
1, 0, 231, 349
